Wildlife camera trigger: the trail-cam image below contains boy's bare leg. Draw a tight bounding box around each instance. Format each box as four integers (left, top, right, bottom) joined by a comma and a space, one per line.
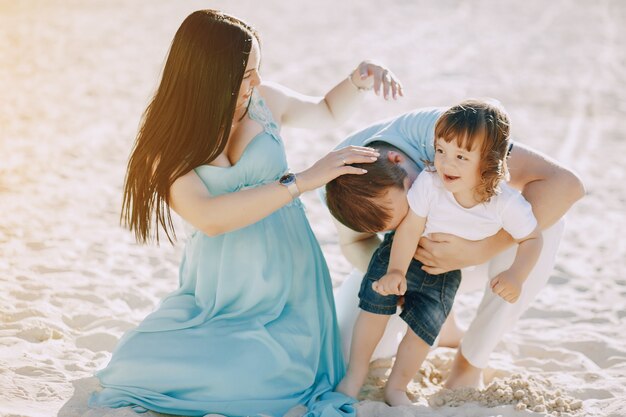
384, 328, 430, 406
437, 311, 464, 348
444, 348, 484, 389
336, 311, 391, 398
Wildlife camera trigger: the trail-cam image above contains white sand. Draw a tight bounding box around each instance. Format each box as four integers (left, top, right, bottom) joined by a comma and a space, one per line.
1, 1, 625, 416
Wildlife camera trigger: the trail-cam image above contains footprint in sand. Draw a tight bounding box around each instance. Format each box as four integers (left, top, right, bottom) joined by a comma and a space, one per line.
62, 313, 99, 330
25, 241, 50, 251
9, 290, 42, 302
560, 340, 626, 368
22, 282, 50, 291
84, 318, 135, 333
17, 325, 64, 343
523, 306, 576, 319
14, 365, 64, 379
52, 291, 105, 305
547, 275, 569, 285
113, 291, 154, 309
1, 308, 46, 322
32, 265, 67, 274
64, 363, 87, 372
515, 344, 598, 371
76, 332, 119, 352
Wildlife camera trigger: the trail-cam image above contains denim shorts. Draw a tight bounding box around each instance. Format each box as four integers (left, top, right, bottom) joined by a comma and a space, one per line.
358, 233, 461, 346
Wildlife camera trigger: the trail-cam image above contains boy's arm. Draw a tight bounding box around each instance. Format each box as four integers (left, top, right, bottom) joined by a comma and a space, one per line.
332, 208, 425, 275
416, 142, 585, 274
373, 210, 425, 296
387, 210, 425, 275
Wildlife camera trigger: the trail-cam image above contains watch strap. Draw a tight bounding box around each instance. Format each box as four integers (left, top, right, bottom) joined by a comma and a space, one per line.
286, 181, 301, 199
279, 173, 301, 199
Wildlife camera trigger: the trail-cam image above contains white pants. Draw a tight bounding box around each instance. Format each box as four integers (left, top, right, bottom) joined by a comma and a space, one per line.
333, 220, 564, 369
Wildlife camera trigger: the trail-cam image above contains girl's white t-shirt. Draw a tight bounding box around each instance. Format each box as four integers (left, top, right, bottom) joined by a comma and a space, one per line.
407, 170, 537, 241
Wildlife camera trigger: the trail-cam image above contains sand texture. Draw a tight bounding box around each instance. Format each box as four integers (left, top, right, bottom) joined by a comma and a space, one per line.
1, 1, 625, 416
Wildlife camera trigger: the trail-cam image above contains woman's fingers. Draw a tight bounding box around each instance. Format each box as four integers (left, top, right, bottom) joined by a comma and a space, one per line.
336, 146, 379, 166
339, 145, 379, 156
339, 154, 378, 166
300, 145, 380, 190
387, 70, 402, 98
382, 71, 391, 99
342, 165, 369, 175
358, 62, 369, 80
372, 69, 383, 95
355, 61, 403, 99
390, 80, 398, 100
340, 146, 379, 158
379, 69, 402, 100
391, 78, 404, 99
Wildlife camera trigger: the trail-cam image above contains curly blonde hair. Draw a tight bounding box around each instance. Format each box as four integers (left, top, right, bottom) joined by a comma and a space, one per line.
433, 99, 510, 203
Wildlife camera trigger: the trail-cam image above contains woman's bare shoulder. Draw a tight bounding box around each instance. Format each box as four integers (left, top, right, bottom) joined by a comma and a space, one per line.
257, 82, 302, 122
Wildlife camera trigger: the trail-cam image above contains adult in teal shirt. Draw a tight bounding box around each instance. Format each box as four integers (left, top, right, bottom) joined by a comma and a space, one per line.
323, 106, 584, 388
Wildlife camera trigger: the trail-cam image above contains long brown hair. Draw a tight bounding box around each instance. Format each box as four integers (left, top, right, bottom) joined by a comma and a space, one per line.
122, 10, 259, 244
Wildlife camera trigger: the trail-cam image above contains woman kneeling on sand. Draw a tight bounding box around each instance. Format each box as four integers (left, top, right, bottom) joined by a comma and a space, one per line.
89, 9, 403, 417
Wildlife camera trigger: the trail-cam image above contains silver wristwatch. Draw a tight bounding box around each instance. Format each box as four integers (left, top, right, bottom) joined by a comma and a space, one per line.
279, 172, 301, 199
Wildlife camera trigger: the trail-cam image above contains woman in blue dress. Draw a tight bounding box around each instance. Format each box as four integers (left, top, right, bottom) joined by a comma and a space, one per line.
89, 9, 402, 417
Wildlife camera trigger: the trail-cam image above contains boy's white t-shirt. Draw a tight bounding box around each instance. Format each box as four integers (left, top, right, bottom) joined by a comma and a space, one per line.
408, 171, 537, 241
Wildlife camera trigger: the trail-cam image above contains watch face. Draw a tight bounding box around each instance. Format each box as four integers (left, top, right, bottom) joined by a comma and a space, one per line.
280, 173, 295, 185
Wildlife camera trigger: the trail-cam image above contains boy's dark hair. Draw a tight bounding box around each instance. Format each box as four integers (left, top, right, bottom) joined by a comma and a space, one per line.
325, 142, 408, 233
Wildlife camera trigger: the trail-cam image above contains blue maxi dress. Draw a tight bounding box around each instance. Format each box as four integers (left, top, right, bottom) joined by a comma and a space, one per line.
89, 92, 356, 417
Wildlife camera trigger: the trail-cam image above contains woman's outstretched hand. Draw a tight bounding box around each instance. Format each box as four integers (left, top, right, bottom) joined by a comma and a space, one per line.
350, 60, 404, 100
296, 146, 379, 193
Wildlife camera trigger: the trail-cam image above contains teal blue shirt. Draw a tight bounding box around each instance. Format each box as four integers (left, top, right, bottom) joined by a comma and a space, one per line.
334, 107, 446, 170
318, 107, 445, 206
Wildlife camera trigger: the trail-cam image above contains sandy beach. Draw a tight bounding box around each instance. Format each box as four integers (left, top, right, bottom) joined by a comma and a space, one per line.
1, 1, 625, 416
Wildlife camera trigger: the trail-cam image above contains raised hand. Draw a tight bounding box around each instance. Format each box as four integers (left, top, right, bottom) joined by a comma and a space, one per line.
349, 60, 403, 100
